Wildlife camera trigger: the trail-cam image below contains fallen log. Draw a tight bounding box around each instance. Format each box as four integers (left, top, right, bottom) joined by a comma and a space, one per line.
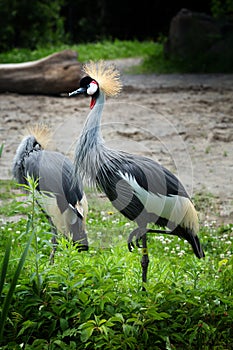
0, 50, 82, 95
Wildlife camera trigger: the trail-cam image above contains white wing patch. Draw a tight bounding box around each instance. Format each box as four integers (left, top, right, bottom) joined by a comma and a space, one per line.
37, 193, 76, 239
119, 171, 198, 232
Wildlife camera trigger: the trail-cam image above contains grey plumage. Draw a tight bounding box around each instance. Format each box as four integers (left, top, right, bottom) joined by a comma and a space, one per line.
13, 134, 88, 255
70, 64, 205, 285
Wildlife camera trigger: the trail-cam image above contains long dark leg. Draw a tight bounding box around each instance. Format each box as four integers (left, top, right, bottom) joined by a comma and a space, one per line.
141, 233, 149, 288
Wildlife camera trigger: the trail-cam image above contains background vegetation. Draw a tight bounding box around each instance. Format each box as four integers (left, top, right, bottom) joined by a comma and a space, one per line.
0, 0, 233, 72
0, 179, 233, 349
0, 0, 213, 52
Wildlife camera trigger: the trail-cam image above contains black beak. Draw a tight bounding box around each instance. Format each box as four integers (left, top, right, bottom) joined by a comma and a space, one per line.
69, 87, 86, 97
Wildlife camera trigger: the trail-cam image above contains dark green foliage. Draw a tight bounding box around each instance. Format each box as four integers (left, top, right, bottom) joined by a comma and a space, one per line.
0, 232, 33, 341
0, 180, 233, 349
211, 0, 233, 19
142, 38, 233, 74
0, 222, 233, 349
0, 0, 66, 52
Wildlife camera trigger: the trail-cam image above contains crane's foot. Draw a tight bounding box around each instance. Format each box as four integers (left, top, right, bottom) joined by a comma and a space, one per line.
127, 228, 139, 252
136, 228, 172, 249
127, 241, 135, 252
136, 238, 142, 248
127, 227, 147, 252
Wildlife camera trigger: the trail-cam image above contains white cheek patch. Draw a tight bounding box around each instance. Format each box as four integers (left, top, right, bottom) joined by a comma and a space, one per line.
87, 81, 98, 95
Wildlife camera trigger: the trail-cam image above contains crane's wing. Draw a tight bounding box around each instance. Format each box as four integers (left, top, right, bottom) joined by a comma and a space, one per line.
23, 150, 88, 246
24, 150, 83, 210
96, 152, 195, 229
120, 154, 189, 198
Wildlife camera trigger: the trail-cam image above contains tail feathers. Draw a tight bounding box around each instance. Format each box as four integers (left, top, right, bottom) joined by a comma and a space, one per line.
190, 233, 205, 259
174, 226, 205, 259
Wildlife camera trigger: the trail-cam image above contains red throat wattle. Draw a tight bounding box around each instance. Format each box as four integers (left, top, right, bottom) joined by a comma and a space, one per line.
90, 97, 96, 109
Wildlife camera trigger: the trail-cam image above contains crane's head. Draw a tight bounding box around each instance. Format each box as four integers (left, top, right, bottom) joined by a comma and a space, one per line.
12, 134, 43, 183
69, 60, 122, 109
15, 135, 42, 160
69, 76, 100, 109
13, 125, 51, 180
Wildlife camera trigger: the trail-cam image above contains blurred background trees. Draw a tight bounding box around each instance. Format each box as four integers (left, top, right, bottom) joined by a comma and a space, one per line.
1, 0, 232, 52
0, 0, 232, 72
0, 0, 66, 51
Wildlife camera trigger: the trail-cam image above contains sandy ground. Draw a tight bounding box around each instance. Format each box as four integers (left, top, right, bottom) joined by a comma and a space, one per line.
0, 58, 233, 225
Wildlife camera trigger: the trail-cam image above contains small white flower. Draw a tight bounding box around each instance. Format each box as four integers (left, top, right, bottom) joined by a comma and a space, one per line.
178, 251, 184, 257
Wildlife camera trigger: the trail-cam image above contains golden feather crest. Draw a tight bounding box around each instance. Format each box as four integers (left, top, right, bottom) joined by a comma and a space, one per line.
25, 124, 51, 149
83, 60, 122, 97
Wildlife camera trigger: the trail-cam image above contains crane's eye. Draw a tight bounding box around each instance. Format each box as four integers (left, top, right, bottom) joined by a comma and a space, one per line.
87, 80, 98, 96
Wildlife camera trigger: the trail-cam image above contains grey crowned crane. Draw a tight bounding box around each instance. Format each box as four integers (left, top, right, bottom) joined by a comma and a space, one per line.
69, 61, 205, 286
12, 126, 88, 260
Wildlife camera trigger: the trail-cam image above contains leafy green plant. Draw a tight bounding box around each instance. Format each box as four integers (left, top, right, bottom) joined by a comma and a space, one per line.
0, 176, 48, 343
0, 0, 66, 52
0, 231, 33, 342
0, 179, 233, 348
211, 0, 233, 19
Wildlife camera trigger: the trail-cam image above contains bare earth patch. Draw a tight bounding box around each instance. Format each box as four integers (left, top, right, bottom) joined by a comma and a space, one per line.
0, 58, 232, 226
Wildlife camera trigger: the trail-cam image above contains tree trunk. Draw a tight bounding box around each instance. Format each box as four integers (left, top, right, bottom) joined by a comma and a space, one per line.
0, 50, 82, 95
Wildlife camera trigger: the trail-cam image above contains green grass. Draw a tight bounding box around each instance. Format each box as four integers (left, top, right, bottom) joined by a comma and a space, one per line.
0, 179, 233, 349
1, 38, 231, 73
0, 39, 181, 74
0, 39, 155, 65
